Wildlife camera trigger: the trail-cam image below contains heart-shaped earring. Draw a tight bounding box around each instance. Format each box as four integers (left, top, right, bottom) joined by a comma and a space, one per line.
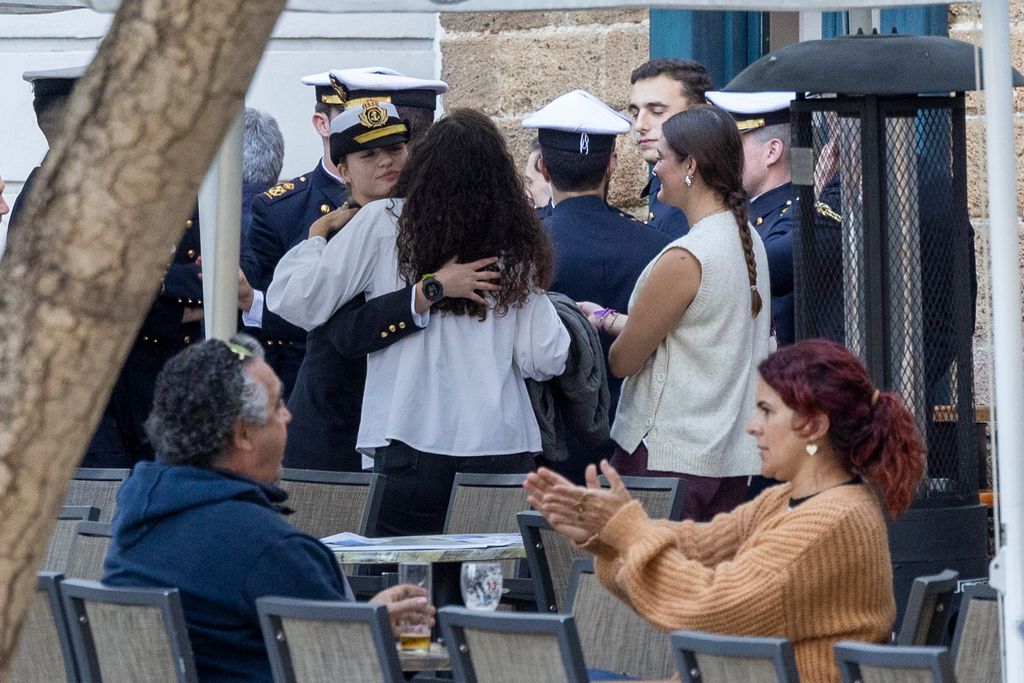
805, 443, 818, 456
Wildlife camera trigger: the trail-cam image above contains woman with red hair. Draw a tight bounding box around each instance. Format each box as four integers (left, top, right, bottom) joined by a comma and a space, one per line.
525, 339, 925, 683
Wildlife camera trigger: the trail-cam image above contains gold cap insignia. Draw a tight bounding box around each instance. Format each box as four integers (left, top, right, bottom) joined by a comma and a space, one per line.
358, 101, 388, 129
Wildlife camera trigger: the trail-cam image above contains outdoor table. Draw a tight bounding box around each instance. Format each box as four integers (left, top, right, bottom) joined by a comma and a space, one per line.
328, 533, 526, 565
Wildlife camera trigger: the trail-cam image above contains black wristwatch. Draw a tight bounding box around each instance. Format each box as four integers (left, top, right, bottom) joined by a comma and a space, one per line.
421, 274, 444, 303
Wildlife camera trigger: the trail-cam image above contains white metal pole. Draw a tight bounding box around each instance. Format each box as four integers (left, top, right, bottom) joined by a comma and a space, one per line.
198, 107, 244, 342
981, 0, 1024, 679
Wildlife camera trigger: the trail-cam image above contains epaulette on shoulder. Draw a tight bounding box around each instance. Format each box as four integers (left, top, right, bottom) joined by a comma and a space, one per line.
815, 201, 842, 223
261, 178, 306, 202
612, 206, 643, 223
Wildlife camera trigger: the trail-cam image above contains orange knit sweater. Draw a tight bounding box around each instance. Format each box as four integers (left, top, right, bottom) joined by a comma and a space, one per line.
585, 483, 895, 683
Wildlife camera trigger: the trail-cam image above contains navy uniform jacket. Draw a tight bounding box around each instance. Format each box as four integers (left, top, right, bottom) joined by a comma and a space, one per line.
7, 165, 41, 229
248, 161, 349, 399
285, 286, 419, 472
545, 195, 671, 481
750, 182, 798, 346
641, 174, 689, 240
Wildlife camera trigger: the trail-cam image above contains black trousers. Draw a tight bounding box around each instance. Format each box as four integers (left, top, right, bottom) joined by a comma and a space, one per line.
372, 441, 535, 537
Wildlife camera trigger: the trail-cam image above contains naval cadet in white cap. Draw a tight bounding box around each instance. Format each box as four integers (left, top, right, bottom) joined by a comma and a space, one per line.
248, 68, 447, 400
706, 90, 798, 347
523, 89, 671, 482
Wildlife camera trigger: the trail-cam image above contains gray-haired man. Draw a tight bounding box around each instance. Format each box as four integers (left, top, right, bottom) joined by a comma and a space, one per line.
103, 334, 431, 682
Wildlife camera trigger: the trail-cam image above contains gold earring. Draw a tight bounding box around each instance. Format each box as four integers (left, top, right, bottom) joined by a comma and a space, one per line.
684, 174, 693, 187
805, 443, 818, 456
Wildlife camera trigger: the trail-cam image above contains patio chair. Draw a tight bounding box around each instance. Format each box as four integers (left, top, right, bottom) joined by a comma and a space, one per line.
672, 630, 800, 683
439, 606, 588, 683
256, 597, 404, 683
279, 469, 384, 539
895, 568, 959, 645
518, 475, 686, 613
951, 582, 1001, 683
8, 572, 79, 683
834, 641, 955, 683
61, 578, 198, 683
64, 468, 130, 523
43, 506, 101, 573
65, 522, 112, 581
567, 558, 673, 679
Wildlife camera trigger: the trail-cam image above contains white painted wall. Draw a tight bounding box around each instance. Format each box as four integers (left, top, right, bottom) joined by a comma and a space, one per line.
0, 8, 438, 240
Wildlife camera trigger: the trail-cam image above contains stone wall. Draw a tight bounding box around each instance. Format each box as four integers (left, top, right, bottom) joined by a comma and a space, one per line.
440, 10, 651, 215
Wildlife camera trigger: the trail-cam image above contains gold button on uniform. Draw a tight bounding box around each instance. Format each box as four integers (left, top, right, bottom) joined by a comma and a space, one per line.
185, 219, 194, 228
186, 249, 196, 259
380, 331, 388, 338
755, 217, 764, 226
389, 325, 397, 332
320, 204, 331, 215
398, 322, 406, 329
300, 176, 307, 182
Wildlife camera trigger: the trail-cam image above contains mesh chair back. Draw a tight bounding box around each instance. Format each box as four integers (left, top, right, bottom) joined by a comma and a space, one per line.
834, 641, 955, 683
600, 475, 688, 521
279, 469, 383, 538
445, 473, 529, 579
951, 583, 1001, 683
65, 522, 113, 581
673, 631, 801, 683
440, 607, 588, 683
895, 569, 959, 646
567, 560, 673, 679
61, 579, 197, 683
9, 573, 78, 683
44, 506, 101, 573
256, 598, 404, 683
65, 469, 130, 523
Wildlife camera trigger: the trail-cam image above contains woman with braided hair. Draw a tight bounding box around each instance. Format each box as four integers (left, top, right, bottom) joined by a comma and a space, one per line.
578, 105, 772, 521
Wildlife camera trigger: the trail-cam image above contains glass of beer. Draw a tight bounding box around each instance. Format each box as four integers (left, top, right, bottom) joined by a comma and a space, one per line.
397, 561, 432, 652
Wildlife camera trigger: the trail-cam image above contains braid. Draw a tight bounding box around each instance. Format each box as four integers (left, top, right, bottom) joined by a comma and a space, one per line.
727, 189, 762, 317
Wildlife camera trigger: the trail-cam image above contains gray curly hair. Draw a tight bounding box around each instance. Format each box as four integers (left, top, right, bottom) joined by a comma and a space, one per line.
145, 334, 268, 469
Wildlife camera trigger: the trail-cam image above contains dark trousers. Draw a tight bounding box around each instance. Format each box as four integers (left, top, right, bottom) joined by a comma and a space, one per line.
372, 441, 536, 537
610, 442, 747, 522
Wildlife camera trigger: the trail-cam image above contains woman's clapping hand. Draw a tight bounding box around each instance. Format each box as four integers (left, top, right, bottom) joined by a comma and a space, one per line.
524, 460, 633, 544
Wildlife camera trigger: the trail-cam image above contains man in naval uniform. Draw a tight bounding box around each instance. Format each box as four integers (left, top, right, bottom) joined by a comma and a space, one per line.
523, 89, 670, 482
707, 90, 799, 347
627, 58, 712, 240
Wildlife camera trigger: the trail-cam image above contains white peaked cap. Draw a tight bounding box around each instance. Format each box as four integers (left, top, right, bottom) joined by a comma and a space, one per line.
522, 89, 630, 135
705, 91, 797, 115
300, 67, 403, 87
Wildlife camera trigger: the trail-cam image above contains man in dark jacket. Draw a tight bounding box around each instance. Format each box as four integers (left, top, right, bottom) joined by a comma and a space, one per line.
103, 334, 431, 682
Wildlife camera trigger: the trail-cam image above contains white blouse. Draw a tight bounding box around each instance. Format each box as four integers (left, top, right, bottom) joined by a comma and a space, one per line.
267, 198, 570, 458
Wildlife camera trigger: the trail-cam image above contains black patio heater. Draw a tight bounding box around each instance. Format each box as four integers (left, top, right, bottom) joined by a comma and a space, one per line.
726, 32, 1024, 623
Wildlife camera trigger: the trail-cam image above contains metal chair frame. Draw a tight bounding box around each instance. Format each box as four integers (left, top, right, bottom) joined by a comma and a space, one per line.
439, 606, 589, 683
672, 630, 801, 683
834, 641, 955, 683
60, 578, 198, 683
256, 597, 404, 683
895, 568, 959, 646
65, 521, 113, 580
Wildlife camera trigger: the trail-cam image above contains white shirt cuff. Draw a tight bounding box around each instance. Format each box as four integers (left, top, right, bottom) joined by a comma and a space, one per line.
242, 289, 265, 328
410, 285, 430, 328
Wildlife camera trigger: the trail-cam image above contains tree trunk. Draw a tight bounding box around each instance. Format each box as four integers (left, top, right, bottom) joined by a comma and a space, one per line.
0, 0, 284, 673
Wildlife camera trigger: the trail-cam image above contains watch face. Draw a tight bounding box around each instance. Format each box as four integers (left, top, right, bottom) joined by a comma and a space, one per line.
424, 278, 444, 302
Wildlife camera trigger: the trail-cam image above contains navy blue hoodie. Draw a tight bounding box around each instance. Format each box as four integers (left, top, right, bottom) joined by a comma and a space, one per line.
103, 462, 352, 681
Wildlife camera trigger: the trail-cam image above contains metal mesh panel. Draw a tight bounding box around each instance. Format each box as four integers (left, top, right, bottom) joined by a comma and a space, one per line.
793, 95, 977, 501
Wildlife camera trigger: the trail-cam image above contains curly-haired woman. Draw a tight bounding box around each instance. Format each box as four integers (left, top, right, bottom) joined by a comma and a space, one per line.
269, 109, 569, 535
579, 105, 773, 521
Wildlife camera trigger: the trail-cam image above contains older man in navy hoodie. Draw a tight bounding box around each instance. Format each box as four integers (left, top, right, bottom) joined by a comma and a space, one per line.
103, 334, 431, 682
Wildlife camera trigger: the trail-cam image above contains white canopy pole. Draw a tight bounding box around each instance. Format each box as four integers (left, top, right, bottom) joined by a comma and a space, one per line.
981, 0, 1024, 677
198, 107, 244, 341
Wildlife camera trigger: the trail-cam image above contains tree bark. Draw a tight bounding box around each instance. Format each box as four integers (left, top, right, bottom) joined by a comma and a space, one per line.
0, 0, 285, 673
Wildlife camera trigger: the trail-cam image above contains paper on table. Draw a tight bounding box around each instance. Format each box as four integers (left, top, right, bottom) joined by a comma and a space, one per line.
320, 532, 522, 551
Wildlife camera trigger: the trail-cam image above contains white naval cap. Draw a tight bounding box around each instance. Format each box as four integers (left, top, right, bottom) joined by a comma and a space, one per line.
522, 89, 630, 155
325, 68, 448, 111
302, 67, 404, 106
705, 91, 796, 132
23, 64, 88, 98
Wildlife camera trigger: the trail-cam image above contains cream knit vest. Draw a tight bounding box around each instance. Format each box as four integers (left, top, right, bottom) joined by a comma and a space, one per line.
610, 210, 772, 476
